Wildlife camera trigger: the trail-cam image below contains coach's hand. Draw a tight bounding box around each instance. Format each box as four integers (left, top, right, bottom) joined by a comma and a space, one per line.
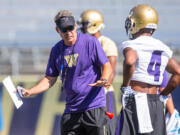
21, 88, 31, 97
88, 79, 110, 87
16, 87, 32, 98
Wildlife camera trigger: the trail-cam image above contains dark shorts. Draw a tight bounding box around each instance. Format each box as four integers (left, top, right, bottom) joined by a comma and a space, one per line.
61, 107, 109, 135
116, 94, 166, 135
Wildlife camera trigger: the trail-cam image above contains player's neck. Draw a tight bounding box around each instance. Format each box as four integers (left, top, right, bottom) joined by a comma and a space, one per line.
133, 32, 152, 39
92, 31, 101, 38
140, 33, 152, 36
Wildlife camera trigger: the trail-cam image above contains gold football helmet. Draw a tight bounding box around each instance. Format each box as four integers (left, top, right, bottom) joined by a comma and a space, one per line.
78, 10, 105, 34
125, 4, 158, 39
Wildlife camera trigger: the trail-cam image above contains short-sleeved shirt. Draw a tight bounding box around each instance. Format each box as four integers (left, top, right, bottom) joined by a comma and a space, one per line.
98, 36, 118, 57
46, 33, 108, 113
121, 36, 173, 85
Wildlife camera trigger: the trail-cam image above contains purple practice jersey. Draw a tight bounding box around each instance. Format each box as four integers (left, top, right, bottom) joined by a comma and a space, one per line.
46, 33, 108, 113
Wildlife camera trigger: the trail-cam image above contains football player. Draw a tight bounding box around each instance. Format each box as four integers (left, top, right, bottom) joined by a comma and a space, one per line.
159, 71, 180, 135
116, 4, 180, 135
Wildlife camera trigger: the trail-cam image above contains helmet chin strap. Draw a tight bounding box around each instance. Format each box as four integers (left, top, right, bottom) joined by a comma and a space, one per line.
128, 33, 134, 40
127, 29, 134, 40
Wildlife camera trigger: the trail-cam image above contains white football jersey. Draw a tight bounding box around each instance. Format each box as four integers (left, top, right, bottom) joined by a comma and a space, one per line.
121, 36, 173, 85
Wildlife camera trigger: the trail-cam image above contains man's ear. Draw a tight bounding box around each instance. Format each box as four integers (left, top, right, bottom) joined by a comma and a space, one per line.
74, 24, 77, 30
56, 26, 60, 33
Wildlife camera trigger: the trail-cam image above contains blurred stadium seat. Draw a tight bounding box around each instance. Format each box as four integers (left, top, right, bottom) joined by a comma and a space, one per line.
0, 0, 180, 76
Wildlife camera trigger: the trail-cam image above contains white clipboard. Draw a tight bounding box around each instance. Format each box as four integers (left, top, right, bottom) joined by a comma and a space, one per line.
2, 76, 23, 109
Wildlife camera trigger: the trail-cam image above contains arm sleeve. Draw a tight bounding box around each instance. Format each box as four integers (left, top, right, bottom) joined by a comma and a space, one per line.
90, 37, 109, 67
120, 41, 135, 53
45, 48, 59, 77
102, 38, 118, 57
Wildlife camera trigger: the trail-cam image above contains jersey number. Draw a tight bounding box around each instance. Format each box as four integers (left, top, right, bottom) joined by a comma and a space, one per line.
147, 50, 163, 82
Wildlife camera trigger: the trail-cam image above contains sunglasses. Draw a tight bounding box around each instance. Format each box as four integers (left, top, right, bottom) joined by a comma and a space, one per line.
60, 26, 74, 33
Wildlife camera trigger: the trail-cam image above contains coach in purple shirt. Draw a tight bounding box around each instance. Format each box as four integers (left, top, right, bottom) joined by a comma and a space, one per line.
19, 10, 112, 135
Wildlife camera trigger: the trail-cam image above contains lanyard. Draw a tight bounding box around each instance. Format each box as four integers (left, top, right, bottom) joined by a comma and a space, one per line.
60, 44, 75, 90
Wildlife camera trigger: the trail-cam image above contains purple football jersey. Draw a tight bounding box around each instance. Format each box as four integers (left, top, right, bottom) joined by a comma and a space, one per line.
46, 33, 108, 113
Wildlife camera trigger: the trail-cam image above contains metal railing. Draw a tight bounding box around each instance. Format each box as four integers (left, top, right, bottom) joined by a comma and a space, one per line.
0, 45, 179, 76
0, 46, 50, 76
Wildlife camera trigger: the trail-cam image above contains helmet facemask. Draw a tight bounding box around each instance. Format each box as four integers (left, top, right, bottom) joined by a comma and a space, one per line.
87, 22, 104, 34
79, 21, 89, 33
125, 17, 135, 39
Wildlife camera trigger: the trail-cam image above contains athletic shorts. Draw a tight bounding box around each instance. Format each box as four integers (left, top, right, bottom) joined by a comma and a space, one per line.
61, 107, 109, 135
116, 94, 166, 135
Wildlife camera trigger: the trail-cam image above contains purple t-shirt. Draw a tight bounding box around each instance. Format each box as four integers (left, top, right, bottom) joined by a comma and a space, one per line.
46, 33, 108, 113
